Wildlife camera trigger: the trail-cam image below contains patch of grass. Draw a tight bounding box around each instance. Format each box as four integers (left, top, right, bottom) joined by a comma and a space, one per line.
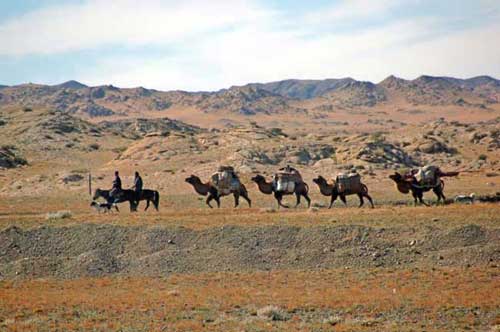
45, 210, 72, 220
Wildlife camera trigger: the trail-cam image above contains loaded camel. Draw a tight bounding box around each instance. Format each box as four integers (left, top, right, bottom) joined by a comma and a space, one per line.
185, 174, 251, 208
251, 174, 311, 209
388, 167, 459, 206
313, 175, 374, 208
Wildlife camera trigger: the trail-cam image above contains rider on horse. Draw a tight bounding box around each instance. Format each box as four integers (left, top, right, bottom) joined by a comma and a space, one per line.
133, 171, 143, 201
109, 171, 122, 203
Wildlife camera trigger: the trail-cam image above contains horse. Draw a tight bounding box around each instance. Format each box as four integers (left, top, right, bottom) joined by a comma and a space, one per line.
136, 189, 160, 211
93, 188, 138, 212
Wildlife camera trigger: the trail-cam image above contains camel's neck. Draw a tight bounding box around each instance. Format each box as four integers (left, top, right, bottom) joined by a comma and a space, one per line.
396, 181, 411, 194
192, 181, 210, 195
318, 182, 334, 196
257, 181, 274, 195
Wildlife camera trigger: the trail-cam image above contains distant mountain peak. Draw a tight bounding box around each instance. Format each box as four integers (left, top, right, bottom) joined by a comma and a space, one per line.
54, 80, 88, 89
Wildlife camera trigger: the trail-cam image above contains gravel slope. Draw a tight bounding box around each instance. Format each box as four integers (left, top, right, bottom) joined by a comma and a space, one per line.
0, 223, 498, 279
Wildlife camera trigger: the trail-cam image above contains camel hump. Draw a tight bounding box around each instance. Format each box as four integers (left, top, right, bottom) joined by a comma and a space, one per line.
336, 171, 362, 193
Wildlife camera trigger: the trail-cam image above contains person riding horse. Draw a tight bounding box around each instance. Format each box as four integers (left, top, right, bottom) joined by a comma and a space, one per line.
133, 171, 143, 201
109, 171, 122, 204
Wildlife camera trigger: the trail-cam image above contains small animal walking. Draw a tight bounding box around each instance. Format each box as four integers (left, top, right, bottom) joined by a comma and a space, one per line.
90, 201, 118, 213
454, 193, 475, 204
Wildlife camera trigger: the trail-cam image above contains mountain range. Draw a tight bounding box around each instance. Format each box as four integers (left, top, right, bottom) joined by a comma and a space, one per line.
0, 75, 499, 128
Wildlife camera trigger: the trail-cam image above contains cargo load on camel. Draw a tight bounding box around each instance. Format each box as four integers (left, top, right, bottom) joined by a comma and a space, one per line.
336, 172, 362, 194
274, 166, 302, 194
413, 165, 459, 187
211, 166, 240, 195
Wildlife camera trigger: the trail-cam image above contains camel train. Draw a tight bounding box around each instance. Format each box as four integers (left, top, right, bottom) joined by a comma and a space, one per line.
184, 164, 458, 209
91, 164, 459, 211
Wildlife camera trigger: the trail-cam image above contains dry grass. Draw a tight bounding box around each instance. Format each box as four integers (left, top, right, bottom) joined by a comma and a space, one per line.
0, 267, 498, 331
0, 194, 498, 230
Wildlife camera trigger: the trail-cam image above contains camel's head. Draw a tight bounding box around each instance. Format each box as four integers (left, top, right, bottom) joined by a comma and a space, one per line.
312, 175, 326, 185
251, 174, 265, 183
388, 172, 403, 183
185, 175, 200, 185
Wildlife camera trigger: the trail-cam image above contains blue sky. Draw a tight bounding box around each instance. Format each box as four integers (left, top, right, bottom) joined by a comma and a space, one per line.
0, 0, 499, 91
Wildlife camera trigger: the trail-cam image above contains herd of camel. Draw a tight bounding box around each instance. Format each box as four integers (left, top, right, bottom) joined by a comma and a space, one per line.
184, 169, 454, 209
93, 168, 457, 211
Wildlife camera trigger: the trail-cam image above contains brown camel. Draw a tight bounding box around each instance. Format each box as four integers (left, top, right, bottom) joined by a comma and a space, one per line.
389, 172, 446, 206
185, 175, 251, 208
313, 175, 374, 208
251, 174, 311, 208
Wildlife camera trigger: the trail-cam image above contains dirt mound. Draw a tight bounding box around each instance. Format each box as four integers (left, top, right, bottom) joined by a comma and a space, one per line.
1, 224, 498, 279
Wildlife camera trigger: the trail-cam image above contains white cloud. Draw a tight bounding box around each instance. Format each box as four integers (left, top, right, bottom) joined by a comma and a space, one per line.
1, 0, 499, 90
304, 0, 406, 24
0, 0, 271, 55
79, 17, 500, 91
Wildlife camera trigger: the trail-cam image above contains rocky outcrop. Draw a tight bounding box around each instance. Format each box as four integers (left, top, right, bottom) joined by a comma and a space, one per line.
0, 146, 27, 169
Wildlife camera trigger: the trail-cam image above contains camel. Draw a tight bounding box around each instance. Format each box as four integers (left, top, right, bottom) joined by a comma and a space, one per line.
313, 175, 374, 208
251, 174, 311, 208
389, 172, 446, 206
185, 175, 251, 208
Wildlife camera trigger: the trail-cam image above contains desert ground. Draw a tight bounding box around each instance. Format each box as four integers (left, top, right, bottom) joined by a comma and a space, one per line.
1, 76, 499, 331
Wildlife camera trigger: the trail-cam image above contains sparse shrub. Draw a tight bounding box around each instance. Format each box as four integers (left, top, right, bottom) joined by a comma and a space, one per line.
112, 146, 127, 154
370, 131, 386, 143
478, 154, 487, 161
23, 107, 33, 112
88, 143, 100, 151
260, 207, 276, 213
323, 315, 342, 326
257, 305, 288, 321
46, 210, 72, 220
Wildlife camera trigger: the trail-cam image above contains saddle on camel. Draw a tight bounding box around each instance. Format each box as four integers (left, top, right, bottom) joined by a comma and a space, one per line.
211, 166, 241, 195
274, 165, 302, 194
336, 171, 363, 194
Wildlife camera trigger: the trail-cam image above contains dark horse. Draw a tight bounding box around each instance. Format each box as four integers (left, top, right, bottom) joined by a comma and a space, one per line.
136, 189, 160, 211
93, 188, 160, 211
93, 188, 138, 212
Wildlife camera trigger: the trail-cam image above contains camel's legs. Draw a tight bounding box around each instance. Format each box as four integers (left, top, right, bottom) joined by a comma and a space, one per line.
340, 195, 347, 206
357, 193, 365, 208
303, 193, 311, 208
328, 194, 337, 209
364, 193, 375, 208
241, 191, 252, 207
418, 193, 429, 206
215, 195, 221, 208
206, 194, 214, 208
233, 192, 240, 208
275, 192, 288, 209
295, 192, 301, 207
412, 192, 418, 206
433, 187, 445, 204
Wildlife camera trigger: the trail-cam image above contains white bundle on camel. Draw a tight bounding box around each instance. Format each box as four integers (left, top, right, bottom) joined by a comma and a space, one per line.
211, 166, 240, 195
